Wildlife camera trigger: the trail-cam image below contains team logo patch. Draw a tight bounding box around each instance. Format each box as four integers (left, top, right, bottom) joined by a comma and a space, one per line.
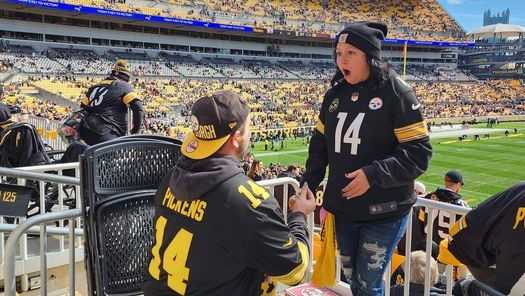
351, 92, 359, 102
338, 33, 348, 43
329, 98, 339, 112
369, 97, 383, 110
186, 140, 198, 153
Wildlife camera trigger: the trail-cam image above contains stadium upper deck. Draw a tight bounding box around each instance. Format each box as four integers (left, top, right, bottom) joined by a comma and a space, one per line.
1, 0, 465, 42
55, 0, 465, 41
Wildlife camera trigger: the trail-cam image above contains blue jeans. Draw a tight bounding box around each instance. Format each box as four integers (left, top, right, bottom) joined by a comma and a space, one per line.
335, 214, 408, 296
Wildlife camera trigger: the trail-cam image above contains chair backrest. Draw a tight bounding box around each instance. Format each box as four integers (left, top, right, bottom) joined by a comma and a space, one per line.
96, 190, 157, 295
120, 134, 182, 146
82, 137, 181, 199
81, 137, 181, 296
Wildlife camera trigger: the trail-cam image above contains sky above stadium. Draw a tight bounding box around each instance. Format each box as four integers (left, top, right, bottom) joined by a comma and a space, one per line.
438, 0, 525, 33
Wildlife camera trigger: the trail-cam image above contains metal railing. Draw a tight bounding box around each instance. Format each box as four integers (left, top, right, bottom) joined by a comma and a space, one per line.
380, 197, 471, 296
1, 167, 478, 296
258, 177, 316, 281
0, 163, 83, 294
3, 209, 83, 296
25, 116, 68, 151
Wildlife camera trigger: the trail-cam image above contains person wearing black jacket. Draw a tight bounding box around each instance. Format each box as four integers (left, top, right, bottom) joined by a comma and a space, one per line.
398, 171, 469, 258
438, 182, 525, 295
143, 91, 316, 296
0, 103, 49, 167
301, 22, 432, 295
79, 59, 144, 145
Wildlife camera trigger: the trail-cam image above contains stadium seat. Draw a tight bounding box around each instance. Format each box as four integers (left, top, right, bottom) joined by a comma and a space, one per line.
120, 134, 182, 146
80, 137, 181, 295
457, 279, 506, 296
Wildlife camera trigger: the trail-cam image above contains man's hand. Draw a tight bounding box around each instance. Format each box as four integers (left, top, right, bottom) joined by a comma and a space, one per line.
289, 183, 316, 216
341, 169, 370, 199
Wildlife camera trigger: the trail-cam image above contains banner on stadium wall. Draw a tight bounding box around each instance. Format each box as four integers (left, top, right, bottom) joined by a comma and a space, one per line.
383, 38, 475, 48
8, 0, 254, 32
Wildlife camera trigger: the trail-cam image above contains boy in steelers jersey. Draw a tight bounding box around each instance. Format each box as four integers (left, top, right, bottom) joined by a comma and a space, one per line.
301, 22, 432, 295
143, 91, 316, 296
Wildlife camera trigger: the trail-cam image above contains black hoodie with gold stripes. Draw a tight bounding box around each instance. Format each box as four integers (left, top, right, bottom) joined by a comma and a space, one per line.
143, 155, 310, 296
302, 69, 432, 223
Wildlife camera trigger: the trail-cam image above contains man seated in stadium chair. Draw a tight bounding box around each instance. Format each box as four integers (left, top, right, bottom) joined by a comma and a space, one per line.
390, 251, 445, 296
438, 182, 525, 296
398, 171, 469, 259
0, 102, 50, 168
56, 110, 89, 171
78, 59, 144, 145
1, 100, 53, 221
143, 91, 316, 296
42, 111, 89, 210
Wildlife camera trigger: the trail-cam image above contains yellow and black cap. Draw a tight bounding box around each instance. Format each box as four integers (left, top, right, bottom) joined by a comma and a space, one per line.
181, 90, 250, 160
111, 59, 131, 81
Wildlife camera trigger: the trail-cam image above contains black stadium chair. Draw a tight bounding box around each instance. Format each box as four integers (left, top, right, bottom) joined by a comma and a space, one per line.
80, 136, 181, 295
120, 134, 183, 146
455, 279, 506, 296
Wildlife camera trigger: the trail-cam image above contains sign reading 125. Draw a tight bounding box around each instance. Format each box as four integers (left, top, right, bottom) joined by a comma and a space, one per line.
1, 191, 17, 203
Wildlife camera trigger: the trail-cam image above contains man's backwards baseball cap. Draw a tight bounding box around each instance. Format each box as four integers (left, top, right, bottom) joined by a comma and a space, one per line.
182, 90, 250, 160
445, 170, 464, 185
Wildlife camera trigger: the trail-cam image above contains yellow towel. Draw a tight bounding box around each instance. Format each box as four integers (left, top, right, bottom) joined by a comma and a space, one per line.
312, 212, 337, 287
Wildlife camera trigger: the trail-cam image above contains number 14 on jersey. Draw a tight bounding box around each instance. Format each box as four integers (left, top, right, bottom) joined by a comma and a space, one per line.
334, 112, 365, 155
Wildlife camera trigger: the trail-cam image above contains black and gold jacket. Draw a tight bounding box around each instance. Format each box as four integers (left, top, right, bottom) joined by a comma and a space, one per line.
302, 70, 432, 222
143, 155, 310, 296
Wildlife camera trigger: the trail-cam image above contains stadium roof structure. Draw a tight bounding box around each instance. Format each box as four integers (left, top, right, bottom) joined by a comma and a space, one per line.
468, 24, 525, 39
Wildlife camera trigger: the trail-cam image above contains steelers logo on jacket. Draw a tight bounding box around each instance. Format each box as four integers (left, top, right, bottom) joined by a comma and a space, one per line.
329, 98, 339, 112
369, 97, 383, 110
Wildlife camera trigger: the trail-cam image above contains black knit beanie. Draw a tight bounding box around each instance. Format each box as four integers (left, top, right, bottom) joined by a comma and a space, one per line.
331, 22, 388, 86
335, 21, 388, 60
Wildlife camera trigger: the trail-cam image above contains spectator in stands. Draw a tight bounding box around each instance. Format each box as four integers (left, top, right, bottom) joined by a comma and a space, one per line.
390, 251, 445, 296
143, 91, 316, 296
429, 171, 468, 207
278, 165, 300, 180
79, 60, 144, 145
399, 171, 469, 258
415, 180, 427, 197
302, 22, 432, 295
0, 102, 49, 167
438, 183, 525, 295
247, 159, 263, 181
56, 110, 89, 173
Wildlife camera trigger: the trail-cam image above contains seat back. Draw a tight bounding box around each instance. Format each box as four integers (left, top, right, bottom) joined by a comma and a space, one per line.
80, 137, 181, 295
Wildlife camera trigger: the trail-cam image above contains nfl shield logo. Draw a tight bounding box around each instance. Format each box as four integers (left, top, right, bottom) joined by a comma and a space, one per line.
351, 92, 359, 102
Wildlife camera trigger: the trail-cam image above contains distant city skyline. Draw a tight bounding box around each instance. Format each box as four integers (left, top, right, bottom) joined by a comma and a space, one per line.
438, 0, 525, 32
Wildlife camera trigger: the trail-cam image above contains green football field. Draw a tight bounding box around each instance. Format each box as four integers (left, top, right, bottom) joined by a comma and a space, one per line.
252, 122, 525, 206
